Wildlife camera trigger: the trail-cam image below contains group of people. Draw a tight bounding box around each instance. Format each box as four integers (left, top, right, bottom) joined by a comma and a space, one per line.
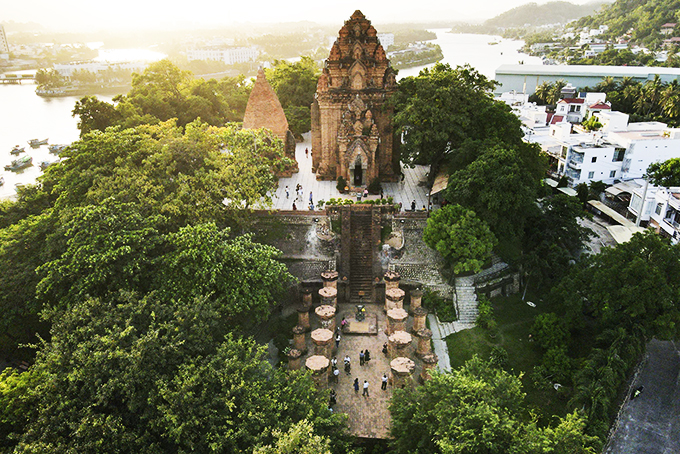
286, 184, 315, 211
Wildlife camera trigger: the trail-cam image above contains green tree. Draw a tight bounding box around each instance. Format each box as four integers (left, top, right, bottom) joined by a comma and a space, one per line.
392, 64, 525, 181
445, 143, 546, 259
646, 157, 680, 187
72, 96, 122, 136
34, 68, 65, 89
253, 420, 332, 454
423, 204, 497, 274
265, 57, 320, 136
10, 293, 344, 453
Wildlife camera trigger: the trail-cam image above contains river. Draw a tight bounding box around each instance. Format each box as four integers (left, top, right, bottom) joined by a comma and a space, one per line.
0, 30, 539, 199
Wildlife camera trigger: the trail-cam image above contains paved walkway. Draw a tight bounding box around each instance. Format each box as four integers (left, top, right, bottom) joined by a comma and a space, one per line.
271, 135, 431, 211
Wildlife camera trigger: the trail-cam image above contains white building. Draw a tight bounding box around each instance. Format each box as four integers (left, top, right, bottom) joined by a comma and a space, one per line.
0, 25, 9, 56
54, 60, 149, 78
377, 33, 394, 50
186, 47, 258, 65
628, 183, 680, 243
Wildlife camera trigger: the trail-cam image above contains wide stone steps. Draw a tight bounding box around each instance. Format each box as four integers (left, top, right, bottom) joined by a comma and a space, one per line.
455, 276, 479, 325
349, 212, 374, 302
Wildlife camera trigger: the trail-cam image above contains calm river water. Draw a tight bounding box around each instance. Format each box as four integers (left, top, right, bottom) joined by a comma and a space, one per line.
0, 31, 539, 199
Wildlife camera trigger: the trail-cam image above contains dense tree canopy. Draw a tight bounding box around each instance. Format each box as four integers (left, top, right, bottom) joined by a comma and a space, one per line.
646, 157, 680, 187
389, 356, 598, 454
423, 204, 497, 274
265, 57, 320, 136
0, 293, 342, 453
392, 63, 525, 176
72, 60, 252, 136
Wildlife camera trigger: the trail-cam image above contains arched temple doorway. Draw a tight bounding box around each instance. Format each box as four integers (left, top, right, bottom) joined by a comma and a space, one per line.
351, 155, 364, 186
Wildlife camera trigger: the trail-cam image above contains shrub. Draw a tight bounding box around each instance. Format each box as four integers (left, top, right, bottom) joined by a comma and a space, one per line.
387, 196, 394, 204
489, 346, 508, 368
337, 176, 347, 193
422, 289, 457, 323
367, 178, 381, 194
476, 295, 495, 330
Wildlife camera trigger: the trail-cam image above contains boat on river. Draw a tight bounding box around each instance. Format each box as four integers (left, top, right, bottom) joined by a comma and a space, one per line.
28, 138, 48, 148
5, 155, 33, 171
10, 145, 25, 155
48, 144, 68, 154
39, 160, 58, 171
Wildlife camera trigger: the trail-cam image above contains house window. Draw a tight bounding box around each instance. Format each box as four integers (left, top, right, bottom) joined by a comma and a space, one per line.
655, 203, 663, 215
591, 157, 597, 163
610, 170, 616, 178
613, 148, 625, 161
588, 171, 594, 179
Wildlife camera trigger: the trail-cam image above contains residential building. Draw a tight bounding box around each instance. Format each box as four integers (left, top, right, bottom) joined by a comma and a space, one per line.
54, 60, 149, 78
0, 25, 9, 56
628, 183, 680, 243
377, 33, 394, 50
185, 47, 258, 65
555, 98, 585, 123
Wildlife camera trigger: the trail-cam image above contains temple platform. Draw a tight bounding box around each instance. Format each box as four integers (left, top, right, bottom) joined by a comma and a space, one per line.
341, 313, 378, 335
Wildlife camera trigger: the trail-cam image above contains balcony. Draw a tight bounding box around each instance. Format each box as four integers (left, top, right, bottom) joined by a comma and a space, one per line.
567, 155, 583, 169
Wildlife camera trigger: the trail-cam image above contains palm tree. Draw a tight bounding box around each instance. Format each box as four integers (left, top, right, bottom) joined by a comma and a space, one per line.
662, 79, 680, 123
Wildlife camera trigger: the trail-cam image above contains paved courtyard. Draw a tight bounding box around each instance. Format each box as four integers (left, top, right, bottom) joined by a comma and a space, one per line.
271, 135, 431, 212
305, 302, 425, 439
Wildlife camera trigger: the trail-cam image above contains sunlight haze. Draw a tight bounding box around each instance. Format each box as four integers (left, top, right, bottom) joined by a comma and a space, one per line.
4, 0, 599, 31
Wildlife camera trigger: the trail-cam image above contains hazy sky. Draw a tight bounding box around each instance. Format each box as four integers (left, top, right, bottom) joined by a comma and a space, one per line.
3, 0, 598, 32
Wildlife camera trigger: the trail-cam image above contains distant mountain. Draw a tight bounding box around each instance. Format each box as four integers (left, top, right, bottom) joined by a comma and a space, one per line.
574, 0, 680, 46
484, 1, 609, 28
1, 21, 46, 33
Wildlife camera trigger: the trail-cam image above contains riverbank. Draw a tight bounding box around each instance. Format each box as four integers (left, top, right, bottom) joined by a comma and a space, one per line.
36, 84, 131, 98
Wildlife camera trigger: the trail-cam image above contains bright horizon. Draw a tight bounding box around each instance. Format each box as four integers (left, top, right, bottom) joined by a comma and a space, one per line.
3, 0, 602, 33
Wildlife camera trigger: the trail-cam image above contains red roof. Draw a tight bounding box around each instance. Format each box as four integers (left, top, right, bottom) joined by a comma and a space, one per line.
550, 115, 565, 125
558, 98, 585, 104
589, 102, 611, 110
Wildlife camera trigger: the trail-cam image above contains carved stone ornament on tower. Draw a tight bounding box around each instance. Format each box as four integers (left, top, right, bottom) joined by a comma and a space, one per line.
311, 10, 398, 187
243, 68, 298, 176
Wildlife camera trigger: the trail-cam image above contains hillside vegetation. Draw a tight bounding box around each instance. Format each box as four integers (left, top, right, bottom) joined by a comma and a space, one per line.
486, 1, 607, 28
575, 0, 680, 47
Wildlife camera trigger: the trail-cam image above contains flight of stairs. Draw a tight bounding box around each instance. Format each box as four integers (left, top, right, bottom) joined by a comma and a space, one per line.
454, 276, 478, 325
349, 210, 374, 303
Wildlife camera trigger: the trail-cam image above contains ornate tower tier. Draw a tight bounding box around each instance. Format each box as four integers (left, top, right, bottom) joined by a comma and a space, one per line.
311, 10, 398, 186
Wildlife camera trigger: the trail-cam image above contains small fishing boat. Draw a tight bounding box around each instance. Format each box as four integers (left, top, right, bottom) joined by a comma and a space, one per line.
39, 160, 58, 171
48, 144, 68, 154
4, 155, 33, 171
10, 145, 25, 155
28, 138, 48, 148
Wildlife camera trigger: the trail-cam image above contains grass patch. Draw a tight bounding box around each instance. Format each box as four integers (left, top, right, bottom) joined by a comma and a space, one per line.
445, 290, 570, 424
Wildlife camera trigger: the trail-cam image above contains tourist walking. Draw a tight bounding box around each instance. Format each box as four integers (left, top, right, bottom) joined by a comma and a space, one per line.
335, 333, 341, 348
411, 200, 416, 211
363, 188, 368, 199
359, 350, 365, 366
292, 202, 297, 211
364, 350, 371, 363
381, 374, 388, 390
309, 191, 313, 204
382, 343, 388, 356
332, 367, 340, 383
363, 380, 369, 397
285, 185, 289, 198
305, 147, 309, 158
353, 378, 359, 393
329, 389, 337, 406
344, 355, 351, 375
331, 356, 338, 369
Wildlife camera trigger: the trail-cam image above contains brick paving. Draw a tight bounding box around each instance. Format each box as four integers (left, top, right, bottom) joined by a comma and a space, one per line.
271, 135, 431, 212
304, 302, 421, 439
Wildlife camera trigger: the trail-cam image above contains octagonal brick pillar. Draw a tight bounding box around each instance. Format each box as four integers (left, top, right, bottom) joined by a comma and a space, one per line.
321, 270, 339, 289
388, 330, 412, 360
292, 325, 307, 354
306, 355, 330, 389
390, 356, 415, 389
297, 305, 311, 332
311, 328, 334, 358
385, 288, 405, 312
384, 270, 401, 291
386, 308, 408, 336
409, 288, 423, 314
420, 353, 439, 382
315, 305, 336, 332
416, 328, 433, 358
411, 307, 428, 333
319, 287, 337, 309
301, 287, 313, 310
287, 348, 302, 371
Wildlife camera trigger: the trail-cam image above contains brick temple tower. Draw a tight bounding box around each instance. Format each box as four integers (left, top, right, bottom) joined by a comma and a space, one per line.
311, 10, 399, 186
243, 68, 298, 176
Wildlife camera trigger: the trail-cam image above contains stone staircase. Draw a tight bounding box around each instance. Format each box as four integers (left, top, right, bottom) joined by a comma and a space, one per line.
454, 275, 478, 325
349, 210, 374, 302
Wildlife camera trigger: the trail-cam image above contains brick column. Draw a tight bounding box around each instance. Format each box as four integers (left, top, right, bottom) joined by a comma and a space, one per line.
306, 355, 330, 389
386, 308, 408, 335
288, 348, 302, 371
384, 270, 401, 291
409, 288, 423, 314
292, 325, 307, 354
385, 288, 405, 312
411, 307, 428, 333
388, 330, 412, 360
390, 357, 415, 389
301, 287, 313, 310
321, 270, 338, 289
319, 287, 337, 308
315, 305, 337, 332
311, 328, 334, 358
416, 328, 433, 358
420, 353, 438, 382
297, 305, 311, 331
